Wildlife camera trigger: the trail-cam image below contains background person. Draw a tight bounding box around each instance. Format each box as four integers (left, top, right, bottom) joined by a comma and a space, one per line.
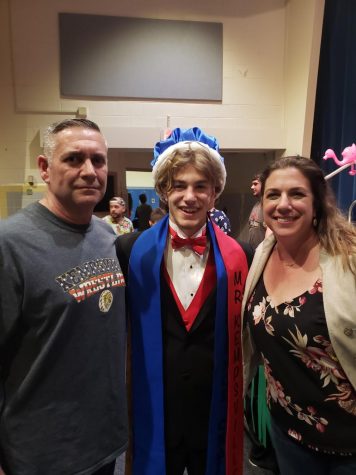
117, 127, 252, 475
133, 193, 152, 231
103, 196, 133, 235
242, 156, 356, 475
149, 206, 167, 226
248, 173, 266, 249
0, 119, 128, 475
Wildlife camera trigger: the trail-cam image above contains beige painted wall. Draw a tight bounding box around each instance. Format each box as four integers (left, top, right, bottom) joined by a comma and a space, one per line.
0, 0, 324, 224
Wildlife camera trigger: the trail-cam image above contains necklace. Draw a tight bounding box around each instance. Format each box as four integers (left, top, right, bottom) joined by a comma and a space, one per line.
281, 260, 299, 268
274, 246, 299, 268
274, 237, 320, 271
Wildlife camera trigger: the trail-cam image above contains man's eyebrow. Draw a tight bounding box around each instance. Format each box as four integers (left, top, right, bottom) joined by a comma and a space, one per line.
61, 151, 106, 158
62, 150, 83, 157
92, 152, 107, 159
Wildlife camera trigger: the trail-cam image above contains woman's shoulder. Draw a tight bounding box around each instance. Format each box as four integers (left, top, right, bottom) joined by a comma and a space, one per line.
319, 248, 356, 283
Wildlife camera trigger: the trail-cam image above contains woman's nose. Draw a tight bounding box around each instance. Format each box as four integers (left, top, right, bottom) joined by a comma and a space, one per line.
277, 193, 291, 209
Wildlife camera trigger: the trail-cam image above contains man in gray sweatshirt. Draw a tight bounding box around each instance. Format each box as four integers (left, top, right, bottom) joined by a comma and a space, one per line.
0, 119, 128, 475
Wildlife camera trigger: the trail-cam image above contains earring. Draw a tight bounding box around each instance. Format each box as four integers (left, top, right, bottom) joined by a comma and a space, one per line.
313, 217, 317, 227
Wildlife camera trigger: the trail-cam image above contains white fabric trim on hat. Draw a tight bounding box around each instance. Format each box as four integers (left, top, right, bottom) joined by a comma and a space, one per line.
110, 197, 126, 206
152, 141, 226, 197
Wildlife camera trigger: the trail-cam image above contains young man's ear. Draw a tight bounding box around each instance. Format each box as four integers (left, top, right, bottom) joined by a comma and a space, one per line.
37, 155, 50, 184
209, 190, 217, 210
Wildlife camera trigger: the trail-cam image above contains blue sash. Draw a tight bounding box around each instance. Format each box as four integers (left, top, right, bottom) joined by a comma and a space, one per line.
128, 215, 242, 474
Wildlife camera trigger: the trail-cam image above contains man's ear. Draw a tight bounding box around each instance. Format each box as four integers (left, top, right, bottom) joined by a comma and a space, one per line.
37, 155, 50, 183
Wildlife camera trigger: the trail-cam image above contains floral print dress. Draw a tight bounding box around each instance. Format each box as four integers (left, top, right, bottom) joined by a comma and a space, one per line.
246, 276, 356, 455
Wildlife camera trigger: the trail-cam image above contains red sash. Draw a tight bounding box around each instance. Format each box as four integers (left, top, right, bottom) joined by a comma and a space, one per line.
213, 224, 248, 475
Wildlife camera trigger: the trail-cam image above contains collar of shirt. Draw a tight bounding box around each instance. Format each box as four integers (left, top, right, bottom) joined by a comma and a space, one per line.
165, 220, 209, 309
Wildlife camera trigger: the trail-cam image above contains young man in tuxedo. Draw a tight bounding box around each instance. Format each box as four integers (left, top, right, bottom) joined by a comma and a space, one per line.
117, 127, 252, 475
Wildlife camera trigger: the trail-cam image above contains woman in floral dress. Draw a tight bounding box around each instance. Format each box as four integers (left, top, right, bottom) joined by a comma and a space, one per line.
242, 156, 356, 474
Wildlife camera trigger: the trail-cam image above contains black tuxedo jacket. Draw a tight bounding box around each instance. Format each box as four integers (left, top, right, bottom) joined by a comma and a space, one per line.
116, 232, 253, 451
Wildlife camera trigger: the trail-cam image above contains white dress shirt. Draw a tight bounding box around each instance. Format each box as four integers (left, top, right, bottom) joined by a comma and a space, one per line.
165, 220, 210, 309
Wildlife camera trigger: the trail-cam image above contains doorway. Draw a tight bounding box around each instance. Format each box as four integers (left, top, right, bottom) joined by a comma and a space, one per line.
126, 170, 160, 218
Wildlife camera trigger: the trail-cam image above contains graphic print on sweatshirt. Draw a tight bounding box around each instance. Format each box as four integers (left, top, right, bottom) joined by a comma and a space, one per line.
55, 258, 125, 310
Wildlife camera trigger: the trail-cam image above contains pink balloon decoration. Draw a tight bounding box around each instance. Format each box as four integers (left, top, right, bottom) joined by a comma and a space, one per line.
323, 143, 356, 176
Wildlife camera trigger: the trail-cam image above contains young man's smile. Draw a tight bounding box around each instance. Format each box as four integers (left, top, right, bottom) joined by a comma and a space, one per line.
166, 164, 216, 237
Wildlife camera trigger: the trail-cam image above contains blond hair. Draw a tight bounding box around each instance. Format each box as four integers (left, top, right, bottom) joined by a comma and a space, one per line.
154, 143, 226, 202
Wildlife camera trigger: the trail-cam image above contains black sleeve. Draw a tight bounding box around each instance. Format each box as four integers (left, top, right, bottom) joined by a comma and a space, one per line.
115, 232, 141, 281
235, 239, 255, 268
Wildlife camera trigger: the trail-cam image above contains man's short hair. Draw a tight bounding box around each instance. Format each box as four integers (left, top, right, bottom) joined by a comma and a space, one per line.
139, 193, 147, 204
43, 118, 104, 162
252, 173, 261, 182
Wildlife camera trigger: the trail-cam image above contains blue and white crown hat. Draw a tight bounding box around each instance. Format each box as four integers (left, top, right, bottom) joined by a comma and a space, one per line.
151, 127, 227, 198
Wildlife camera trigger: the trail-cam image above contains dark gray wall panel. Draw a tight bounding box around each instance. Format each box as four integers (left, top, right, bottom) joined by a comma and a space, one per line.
59, 13, 222, 101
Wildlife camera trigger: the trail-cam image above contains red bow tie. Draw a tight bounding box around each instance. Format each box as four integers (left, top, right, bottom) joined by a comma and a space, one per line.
170, 229, 207, 255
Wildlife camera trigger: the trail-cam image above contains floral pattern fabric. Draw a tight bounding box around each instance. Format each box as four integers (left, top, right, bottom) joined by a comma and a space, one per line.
102, 215, 134, 235
246, 277, 356, 455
